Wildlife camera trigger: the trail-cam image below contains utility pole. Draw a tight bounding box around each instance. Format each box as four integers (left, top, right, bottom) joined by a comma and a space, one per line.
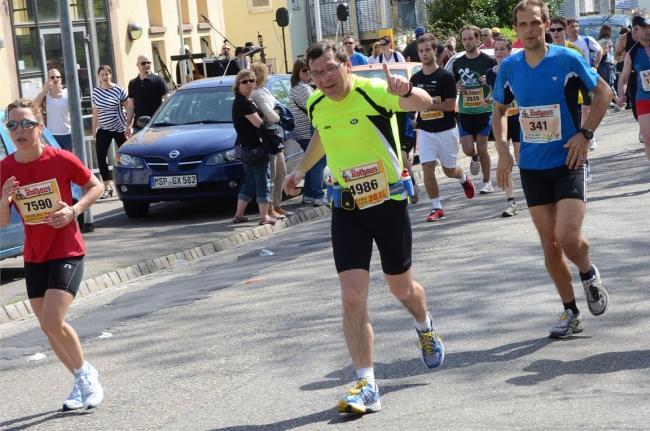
58, 0, 94, 231
177, 0, 187, 85
314, 0, 323, 41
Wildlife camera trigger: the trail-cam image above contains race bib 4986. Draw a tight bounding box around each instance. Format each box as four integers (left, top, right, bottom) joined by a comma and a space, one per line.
13, 178, 62, 225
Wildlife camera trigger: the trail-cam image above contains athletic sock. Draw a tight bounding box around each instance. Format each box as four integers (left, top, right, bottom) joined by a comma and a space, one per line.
459, 172, 467, 183
563, 300, 580, 315
579, 266, 595, 281
414, 313, 432, 332
431, 198, 441, 210
74, 361, 90, 376
356, 367, 375, 388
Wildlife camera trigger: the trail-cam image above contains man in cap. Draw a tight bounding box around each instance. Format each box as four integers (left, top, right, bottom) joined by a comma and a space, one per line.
403, 25, 426, 62
377, 36, 406, 64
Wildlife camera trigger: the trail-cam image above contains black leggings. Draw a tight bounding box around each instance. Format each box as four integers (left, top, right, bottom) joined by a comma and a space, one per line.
95, 128, 126, 181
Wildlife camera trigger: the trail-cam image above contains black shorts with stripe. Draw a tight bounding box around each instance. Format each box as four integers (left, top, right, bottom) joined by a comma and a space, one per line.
520, 165, 586, 208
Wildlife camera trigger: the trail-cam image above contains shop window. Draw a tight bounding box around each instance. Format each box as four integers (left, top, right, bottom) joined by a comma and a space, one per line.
35, 0, 58, 21
14, 27, 42, 74
11, 0, 35, 24
95, 22, 114, 75
147, 0, 163, 27
249, 0, 272, 13
69, 0, 84, 20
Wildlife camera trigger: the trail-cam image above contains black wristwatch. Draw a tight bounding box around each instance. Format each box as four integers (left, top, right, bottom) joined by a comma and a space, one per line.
579, 128, 593, 140
401, 82, 413, 98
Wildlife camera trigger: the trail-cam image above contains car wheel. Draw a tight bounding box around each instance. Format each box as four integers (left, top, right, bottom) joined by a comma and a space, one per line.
123, 201, 150, 218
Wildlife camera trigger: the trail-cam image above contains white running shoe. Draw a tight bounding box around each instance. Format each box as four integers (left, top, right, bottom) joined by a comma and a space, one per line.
76, 363, 104, 409
479, 181, 494, 194
469, 157, 480, 175
62, 381, 83, 411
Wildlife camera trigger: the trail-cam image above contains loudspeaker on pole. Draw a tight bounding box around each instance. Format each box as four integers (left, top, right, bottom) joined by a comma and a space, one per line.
276, 7, 289, 27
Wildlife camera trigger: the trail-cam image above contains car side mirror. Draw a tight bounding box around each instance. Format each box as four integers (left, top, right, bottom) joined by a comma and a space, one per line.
136, 116, 151, 129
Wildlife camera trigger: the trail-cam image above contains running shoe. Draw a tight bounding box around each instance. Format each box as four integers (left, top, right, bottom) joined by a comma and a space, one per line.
426, 208, 445, 222
461, 176, 475, 199
479, 181, 494, 194
62, 381, 83, 411
301, 196, 314, 205
582, 265, 608, 316
416, 317, 445, 369
76, 363, 104, 409
313, 197, 327, 206
469, 157, 480, 175
585, 160, 592, 185
588, 139, 597, 151
549, 309, 584, 339
337, 378, 381, 415
502, 201, 518, 217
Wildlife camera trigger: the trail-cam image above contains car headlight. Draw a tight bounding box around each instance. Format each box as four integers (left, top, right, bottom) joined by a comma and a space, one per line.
206, 149, 237, 165
115, 153, 144, 168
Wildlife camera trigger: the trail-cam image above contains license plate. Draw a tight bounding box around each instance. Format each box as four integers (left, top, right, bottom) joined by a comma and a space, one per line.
150, 175, 198, 189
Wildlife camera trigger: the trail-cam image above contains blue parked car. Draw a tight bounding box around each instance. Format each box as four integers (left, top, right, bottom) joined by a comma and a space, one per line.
0, 112, 84, 260
114, 74, 298, 218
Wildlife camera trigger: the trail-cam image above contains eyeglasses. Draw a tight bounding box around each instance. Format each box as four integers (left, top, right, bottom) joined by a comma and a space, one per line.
310, 62, 342, 80
300, 68, 310, 73
239, 78, 256, 85
481, 33, 490, 37
140, 61, 152, 65
343, 41, 354, 45
6, 119, 41, 131
549, 27, 564, 32
49, 76, 61, 80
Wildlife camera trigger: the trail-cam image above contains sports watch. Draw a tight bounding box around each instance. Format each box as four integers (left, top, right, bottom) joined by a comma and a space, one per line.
579, 128, 594, 140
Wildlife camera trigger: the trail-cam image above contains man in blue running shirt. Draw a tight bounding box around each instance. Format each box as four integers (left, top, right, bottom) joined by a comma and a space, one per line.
493, 0, 612, 339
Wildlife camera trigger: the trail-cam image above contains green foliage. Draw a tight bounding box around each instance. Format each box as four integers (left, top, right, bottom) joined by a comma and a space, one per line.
425, 0, 564, 41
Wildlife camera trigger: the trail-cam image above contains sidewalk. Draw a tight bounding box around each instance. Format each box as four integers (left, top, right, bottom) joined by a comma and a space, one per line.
0, 147, 491, 323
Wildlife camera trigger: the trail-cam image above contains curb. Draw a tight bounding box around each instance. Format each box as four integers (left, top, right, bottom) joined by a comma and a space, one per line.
0, 205, 332, 324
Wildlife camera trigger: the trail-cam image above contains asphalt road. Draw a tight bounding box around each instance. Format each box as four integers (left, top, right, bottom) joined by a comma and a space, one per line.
1, 110, 649, 430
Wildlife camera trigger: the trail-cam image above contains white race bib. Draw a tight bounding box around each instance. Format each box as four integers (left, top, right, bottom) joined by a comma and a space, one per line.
340, 160, 390, 210
462, 88, 483, 107
13, 178, 63, 225
641, 69, 650, 92
420, 96, 444, 120
519, 104, 562, 143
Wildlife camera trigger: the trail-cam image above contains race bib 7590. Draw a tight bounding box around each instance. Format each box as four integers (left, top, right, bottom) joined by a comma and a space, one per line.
13, 178, 62, 225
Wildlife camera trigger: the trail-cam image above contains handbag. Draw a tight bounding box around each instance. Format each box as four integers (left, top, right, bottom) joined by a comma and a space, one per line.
274, 102, 295, 131
235, 143, 268, 164
258, 125, 284, 155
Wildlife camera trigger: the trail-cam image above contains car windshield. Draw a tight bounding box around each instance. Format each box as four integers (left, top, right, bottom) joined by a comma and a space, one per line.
151, 87, 234, 126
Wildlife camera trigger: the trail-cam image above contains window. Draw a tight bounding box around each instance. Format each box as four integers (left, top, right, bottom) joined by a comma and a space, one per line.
249, 0, 272, 13
11, 0, 35, 24
181, 0, 190, 24
93, 0, 107, 18
197, 0, 209, 20
147, 0, 163, 27
95, 22, 113, 72
14, 27, 42, 74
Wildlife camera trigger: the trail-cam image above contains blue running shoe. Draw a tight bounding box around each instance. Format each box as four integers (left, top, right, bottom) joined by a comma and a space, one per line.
416, 315, 445, 369
337, 378, 381, 415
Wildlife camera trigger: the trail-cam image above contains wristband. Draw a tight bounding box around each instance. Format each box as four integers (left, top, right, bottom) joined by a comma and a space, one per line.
71, 205, 78, 220
401, 82, 413, 98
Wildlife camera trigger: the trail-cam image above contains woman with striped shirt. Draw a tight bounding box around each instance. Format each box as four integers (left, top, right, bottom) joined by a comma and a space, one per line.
91, 65, 128, 199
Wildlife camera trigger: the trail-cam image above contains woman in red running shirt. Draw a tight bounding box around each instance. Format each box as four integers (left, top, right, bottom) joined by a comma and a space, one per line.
0, 99, 105, 410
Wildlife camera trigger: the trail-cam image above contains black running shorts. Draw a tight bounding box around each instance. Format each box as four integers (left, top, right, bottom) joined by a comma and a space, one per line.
24, 256, 85, 299
458, 112, 492, 137
331, 199, 412, 275
507, 114, 521, 143
520, 165, 586, 208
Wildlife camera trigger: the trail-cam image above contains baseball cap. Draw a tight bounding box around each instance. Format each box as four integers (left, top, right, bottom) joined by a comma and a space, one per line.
491, 27, 500, 34
632, 15, 649, 27
415, 25, 426, 37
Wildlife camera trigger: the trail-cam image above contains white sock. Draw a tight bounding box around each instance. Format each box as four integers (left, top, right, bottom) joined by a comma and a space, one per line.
414, 313, 432, 332
74, 361, 89, 376
356, 367, 375, 387
431, 198, 441, 209
459, 172, 467, 183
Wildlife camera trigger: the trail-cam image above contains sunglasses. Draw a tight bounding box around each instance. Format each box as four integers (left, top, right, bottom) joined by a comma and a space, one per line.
140, 61, 152, 65
300, 68, 310, 73
6, 119, 41, 130
549, 27, 564, 32
343, 41, 354, 45
50, 76, 61, 80
239, 79, 255, 85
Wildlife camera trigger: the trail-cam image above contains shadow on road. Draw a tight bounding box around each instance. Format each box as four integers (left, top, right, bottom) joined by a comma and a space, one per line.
507, 349, 650, 386
0, 409, 91, 431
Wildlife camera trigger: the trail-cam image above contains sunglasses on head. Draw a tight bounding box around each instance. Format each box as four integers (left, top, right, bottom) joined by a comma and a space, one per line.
6, 119, 40, 131
549, 27, 564, 32
240, 78, 255, 85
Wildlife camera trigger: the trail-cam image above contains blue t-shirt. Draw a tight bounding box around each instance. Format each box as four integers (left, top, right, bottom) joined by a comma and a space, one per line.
494, 44, 598, 170
349, 51, 369, 66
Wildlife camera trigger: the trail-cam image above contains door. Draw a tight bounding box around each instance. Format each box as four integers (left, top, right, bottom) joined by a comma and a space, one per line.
41, 27, 94, 118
